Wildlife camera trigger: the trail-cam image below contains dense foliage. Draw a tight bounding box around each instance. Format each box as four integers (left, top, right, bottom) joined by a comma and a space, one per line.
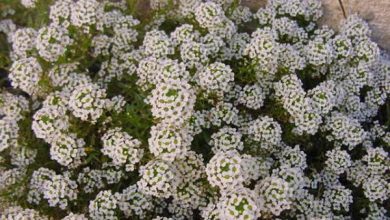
0, 0, 389, 219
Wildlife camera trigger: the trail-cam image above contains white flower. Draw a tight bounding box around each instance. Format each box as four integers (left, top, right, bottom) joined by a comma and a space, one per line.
236, 84, 265, 110
43, 173, 78, 210
323, 112, 366, 148
208, 102, 239, 127
137, 159, 182, 198
62, 213, 88, 220
36, 25, 73, 62
278, 145, 307, 170
0, 91, 29, 121
32, 106, 70, 142
9, 57, 42, 96
325, 148, 352, 175
362, 177, 389, 202
340, 14, 371, 42
244, 28, 279, 74
170, 24, 200, 46
50, 132, 86, 168
101, 128, 143, 171
273, 166, 305, 191
354, 39, 379, 66
49, 0, 73, 27
116, 185, 154, 218
231, 6, 252, 25
323, 184, 353, 212
217, 187, 261, 220
180, 40, 209, 69
210, 127, 243, 153
11, 28, 37, 58
198, 62, 234, 94
304, 38, 334, 66
195, 2, 224, 29
247, 116, 282, 149
1, 206, 47, 219
68, 83, 107, 123
149, 123, 192, 161
0, 118, 19, 152
362, 147, 389, 175
89, 190, 118, 220
28, 168, 56, 205
206, 150, 243, 190
70, 0, 103, 32
148, 79, 195, 125
255, 176, 292, 216
308, 80, 336, 115
241, 154, 272, 183
20, 0, 37, 8
10, 145, 37, 168
142, 30, 174, 57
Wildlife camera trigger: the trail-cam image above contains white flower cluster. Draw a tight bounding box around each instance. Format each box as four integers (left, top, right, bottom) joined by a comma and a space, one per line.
115, 184, 154, 218
236, 84, 265, 110
198, 62, 234, 95
0, 206, 47, 219
11, 28, 37, 58
206, 150, 243, 190
255, 176, 292, 216
323, 112, 366, 148
216, 187, 260, 220
209, 127, 243, 153
0, 118, 19, 152
148, 79, 195, 125
0, 0, 389, 219
101, 128, 143, 171
137, 159, 181, 198
32, 106, 70, 142
9, 57, 42, 96
89, 190, 118, 220
70, 0, 103, 33
50, 132, 86, 168
36, 25, 73, 62
247, 116, 282, 150
149, 123, 192, 161
68, 83, 108, 123
28, 168, 78, 210
20, 0, 37, 8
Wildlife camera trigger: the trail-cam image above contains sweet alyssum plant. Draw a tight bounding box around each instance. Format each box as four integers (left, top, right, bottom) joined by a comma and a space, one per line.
0, 0, 389, 219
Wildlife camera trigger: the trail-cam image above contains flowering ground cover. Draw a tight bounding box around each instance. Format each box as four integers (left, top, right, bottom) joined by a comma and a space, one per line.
0, 0, 389, 219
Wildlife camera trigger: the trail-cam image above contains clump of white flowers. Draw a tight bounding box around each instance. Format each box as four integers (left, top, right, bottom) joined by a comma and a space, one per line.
148, 79, 195, 125
247, 116, 282, 150
206, 150, 243, 190
89, 190, 118, 220
20, 0, 38, 8
0, 0, 389, 219
138, 159, 182, 198
101, 128, 143, 171
11, 28, 37, 58
42, 173, 78, 209
209, 127, 243, 153
198, 62, 234, 95
9, 57, 42, 96
68, 83, 107, 123
36, 25, 73, 62
50, 132, 86, 168
255, 176, 292, 216
148, 123, 192, 161
217, 187, 260, 220
32, 106, 70, 142
0, 118, 19, 152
